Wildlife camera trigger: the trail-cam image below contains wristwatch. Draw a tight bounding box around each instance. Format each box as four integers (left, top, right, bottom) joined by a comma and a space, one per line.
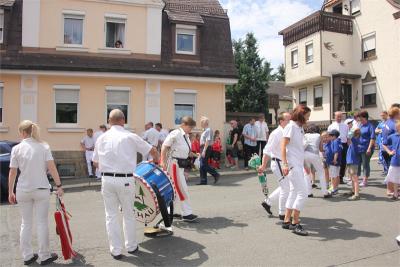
56, 184, 62, 188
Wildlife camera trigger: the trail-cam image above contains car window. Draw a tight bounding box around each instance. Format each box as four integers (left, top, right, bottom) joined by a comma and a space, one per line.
0, 144, 11, 154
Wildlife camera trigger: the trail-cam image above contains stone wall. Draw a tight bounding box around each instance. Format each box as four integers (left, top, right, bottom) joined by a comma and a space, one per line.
53, 151, 87, 178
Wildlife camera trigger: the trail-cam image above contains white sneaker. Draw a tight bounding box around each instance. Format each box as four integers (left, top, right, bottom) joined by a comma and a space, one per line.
346, 181, 353, 186
343, 176, 351, 182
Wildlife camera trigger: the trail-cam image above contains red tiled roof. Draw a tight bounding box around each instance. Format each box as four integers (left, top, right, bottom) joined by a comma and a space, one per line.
0, 0, 15, 7
163, 0, 227, 17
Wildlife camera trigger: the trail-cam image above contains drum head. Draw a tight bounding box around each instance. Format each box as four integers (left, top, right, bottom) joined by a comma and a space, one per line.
133, 176, 159, 224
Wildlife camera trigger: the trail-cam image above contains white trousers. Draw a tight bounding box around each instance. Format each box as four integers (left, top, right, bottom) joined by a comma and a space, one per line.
101, 176, 137, 255
16, 189, 51, 262
304, 151, 328, 194
85, 151, 94, 176
267, 160, 290, 215
285, 166, 308, 211
169, 165, 193, 216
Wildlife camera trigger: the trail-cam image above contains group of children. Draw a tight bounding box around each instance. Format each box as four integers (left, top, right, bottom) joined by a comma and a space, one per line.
190, 130, 222, 169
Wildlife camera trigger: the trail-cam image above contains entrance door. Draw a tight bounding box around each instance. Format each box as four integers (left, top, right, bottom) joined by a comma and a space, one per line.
341, 84, 352, 112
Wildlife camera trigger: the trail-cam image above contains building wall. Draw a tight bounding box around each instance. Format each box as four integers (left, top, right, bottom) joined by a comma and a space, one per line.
0, 74, 226, 151
268, 99, 293, 125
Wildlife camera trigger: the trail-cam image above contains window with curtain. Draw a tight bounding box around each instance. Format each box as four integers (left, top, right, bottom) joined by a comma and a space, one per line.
351, 0, 361, 14
174, 92, 196, 125
299, 88, 307, 105
106, 90, 129, 123
176, 27, 196, 54
0, 10, 4, 44
291, 49, 298, 68
362, 34, 376, 59
105, 18, 126, 48
306, 43, 313, 63
314, 85, 323, 108
362, 82, 376, 106
55, 89, 79, 124
0, 84, 3, 123
64, 15, 84, 45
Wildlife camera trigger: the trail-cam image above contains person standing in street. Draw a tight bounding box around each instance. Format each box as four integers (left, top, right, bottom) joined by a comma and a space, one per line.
242, 118, 257, 170
81, 128, 95, 178
199, 116, 220, 185
155, 123, 169, 150
327, 111, 349, 184
357, 110, 376, 187
229, 120, 241, 169
255, 114, 269, 157
8, 120, 64, 266
93, 109, 158, 260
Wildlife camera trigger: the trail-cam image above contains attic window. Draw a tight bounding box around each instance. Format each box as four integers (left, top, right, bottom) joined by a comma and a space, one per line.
176, 24, 196, 55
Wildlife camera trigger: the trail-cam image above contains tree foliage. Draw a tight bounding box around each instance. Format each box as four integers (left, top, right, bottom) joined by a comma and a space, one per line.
273, 63, 286, 81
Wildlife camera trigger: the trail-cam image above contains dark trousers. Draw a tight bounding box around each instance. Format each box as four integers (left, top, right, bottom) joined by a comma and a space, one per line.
200, 146, 219, 184
244, 144, 257, 168
339, 143, 348, 180
257, 141, 267, 157
382, 151, 391, 173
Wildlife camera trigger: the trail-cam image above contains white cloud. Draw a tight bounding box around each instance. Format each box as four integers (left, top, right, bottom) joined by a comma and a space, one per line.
220, 0, 319, 70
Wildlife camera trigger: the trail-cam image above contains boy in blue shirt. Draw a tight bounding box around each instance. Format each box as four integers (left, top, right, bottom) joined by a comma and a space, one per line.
346, 128, 361, 200
327, 130, 342, 195
383, 121, 400, 200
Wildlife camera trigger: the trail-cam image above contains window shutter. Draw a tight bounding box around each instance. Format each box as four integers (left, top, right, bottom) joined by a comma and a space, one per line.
0, 87, 3, 107
55, 89, 79, 103
175, 93, 196, 105
363, 83, 376, 95
0, 14, 4, 28
363, 35, 375, 51
315, 86, 323, 98
107, 90, 129, 104
351, 0, 361, 14
307, 44, 313, 56
292, 50, 298, 64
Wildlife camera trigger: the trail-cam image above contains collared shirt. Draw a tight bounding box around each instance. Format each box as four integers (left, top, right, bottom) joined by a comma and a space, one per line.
328, 121, 349, 143
143, 127, 160, 147
304, 133, 321, 155
382, 119, 396, 145
243, 123, 257, 146
386, 133, 400, 166
255, 120, 269, 141
9, 138, 53, 192
93, 125, 152, 173
158, 129, 169, 143
359, 122, 375, 152
81, 135, 95, 149
263, 126, 283, 159
346, 137, 361, 165
200, 128, 213, 146
283, 120, 305, 167
93, 131, 105, 145
163, 127, 191, 159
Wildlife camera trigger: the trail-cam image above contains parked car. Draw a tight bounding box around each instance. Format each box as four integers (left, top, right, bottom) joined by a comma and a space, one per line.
0, 141, 19, 202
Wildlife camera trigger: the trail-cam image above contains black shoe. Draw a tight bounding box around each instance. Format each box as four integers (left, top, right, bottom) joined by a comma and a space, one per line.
281, 221, 291, 229
279, 215, 285, 221
261, 202, 272, 215
182, 214, 198, 222
40, 253, 58, 266
323, 193, 332, 198
196, 183, 207, 185
128, 246, 139, 254
172, 213, 182, 218
311, 183, 318, 189
111, 254, 123, 260
213, 174, 220, 184
289, 223, 297, 230
292, 224, 308, 236
24, 254, 38, 265
308, 194, 314, 198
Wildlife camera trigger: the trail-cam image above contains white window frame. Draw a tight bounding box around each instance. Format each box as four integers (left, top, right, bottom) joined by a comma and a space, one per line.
299, 88, 307, 105
305, 42, 313, 64
362, 32, 376, 60
291, 48, 298, 68
174, 89, 197, 126
0, 82, 3, 125
62, 10, 85, 48
362, 81, 377, 107
53, 84, 80, 128
0, 9, 4, 44
351, 0, 361, 15
105, 86, 131, 126
175, 24, 197, 55
104, 14, 127, 50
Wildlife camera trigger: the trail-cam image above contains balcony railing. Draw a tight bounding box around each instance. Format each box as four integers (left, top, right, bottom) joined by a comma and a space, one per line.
279, 11, 353, 46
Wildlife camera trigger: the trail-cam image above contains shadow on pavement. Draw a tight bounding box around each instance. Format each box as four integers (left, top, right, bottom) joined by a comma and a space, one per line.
187, 173, 255, 187
28, 253, 94, 266
300, 217, 381, 242
118, 236, 208, 266
173, 216, 248, 234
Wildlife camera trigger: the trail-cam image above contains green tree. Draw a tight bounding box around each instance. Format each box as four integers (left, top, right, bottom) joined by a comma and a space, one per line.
273, 63, 285, 81
226, 33, 272, 114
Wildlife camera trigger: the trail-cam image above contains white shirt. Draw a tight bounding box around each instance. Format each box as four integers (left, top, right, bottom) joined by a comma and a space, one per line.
255, 120, 269, 141
163, 128, 191, 159
143, 127, 160, 147
200, 128, 213, 146
81, 135, 95, 149
158, 129, 169, 143
93, 130, 105, 144
304, 133, 321, 154
263, 126, 283, 159
283, 120, 305, 167
93, 125, 152, 173
9, 138, 53, 192
328, 121, 348, 143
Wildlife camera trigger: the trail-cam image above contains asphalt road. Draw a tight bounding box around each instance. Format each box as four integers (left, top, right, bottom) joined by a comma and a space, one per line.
1, 160, 399, 267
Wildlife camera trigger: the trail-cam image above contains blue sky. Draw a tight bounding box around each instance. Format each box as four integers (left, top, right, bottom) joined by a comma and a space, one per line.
219, 0, 323, 71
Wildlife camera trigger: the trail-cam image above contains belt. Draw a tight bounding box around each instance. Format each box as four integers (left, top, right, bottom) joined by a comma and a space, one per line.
173, 157, 189, 160
101, 172, 133, 177
271, 157, 281, 162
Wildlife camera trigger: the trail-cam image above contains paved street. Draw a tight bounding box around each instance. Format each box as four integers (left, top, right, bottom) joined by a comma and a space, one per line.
1, 160, 399, 267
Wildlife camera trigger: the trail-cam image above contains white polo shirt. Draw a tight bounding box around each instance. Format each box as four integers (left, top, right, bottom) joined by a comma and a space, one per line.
143, 127, 160, 147
93, 130, 105, 145
9, 138, 53, 192
93, 125, 152, 173
328, 121, 348, 143
158, 129, 169, 143
163, 128, 191, 159
283, 120, 305, 167
255, 120, 269, 141
81, 135, 95, 149
263, 126, 283, 159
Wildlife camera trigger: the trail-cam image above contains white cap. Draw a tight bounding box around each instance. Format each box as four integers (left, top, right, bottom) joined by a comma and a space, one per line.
344, 118, 354, 125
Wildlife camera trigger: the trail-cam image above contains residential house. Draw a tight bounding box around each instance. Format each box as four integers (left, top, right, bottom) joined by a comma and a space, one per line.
267, 81, 293, 125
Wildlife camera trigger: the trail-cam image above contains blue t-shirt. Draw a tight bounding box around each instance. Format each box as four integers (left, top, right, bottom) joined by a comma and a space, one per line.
375, 121, 385, 148
326, 138, 342, 166
324, 142, 332, 163
359, 122, 375, 153
346, 137, 361, 165
382, 119, 396, 146
386, 133, 400, 167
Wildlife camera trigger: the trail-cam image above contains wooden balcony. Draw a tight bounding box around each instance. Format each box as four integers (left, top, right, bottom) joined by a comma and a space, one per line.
279, 11, 353, 46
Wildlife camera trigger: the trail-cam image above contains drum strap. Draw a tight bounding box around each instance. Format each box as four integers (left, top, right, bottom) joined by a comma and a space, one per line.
182, 133, 191, 158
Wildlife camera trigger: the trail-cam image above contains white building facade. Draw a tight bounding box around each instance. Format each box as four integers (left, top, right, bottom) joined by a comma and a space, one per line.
279, 0, 400, 123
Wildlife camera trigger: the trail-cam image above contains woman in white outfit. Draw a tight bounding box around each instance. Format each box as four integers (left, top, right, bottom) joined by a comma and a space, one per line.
8, 120, 64, 265
281, 105, 311, 236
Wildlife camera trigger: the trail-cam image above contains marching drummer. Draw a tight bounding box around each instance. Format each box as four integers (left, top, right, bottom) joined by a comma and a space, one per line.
93, 109, 159, 260
161, 116, 198, 222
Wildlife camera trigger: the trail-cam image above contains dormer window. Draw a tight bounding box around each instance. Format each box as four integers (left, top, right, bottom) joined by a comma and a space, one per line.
176, 24, 196, 55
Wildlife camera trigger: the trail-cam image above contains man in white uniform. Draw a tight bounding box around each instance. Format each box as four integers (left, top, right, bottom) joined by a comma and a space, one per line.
143, 122, 160, 160
93, 109, 158, 260
93, 125, 107, 179
258, 112, 291, 220
255, 114, 269, 157
81, 129, 95, 178
155, 123, 169, 149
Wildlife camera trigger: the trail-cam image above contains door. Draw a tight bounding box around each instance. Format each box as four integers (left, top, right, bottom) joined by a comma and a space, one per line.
341, 84, 352, 112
